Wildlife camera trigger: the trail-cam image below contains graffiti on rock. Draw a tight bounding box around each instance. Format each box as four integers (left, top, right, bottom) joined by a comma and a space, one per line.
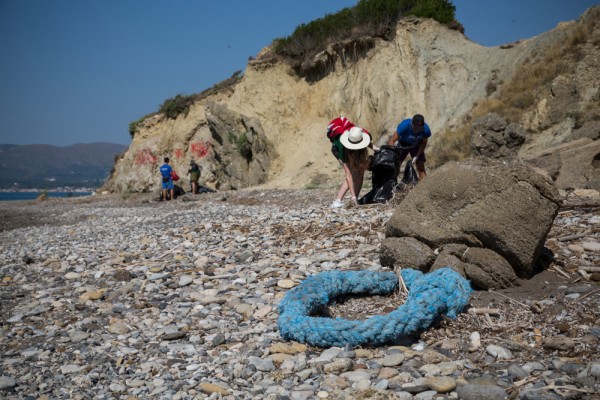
134, 148, 157, 165
190, 141, 211, 159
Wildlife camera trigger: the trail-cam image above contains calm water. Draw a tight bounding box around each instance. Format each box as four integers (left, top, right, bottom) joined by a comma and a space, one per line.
0, 192, 93, 201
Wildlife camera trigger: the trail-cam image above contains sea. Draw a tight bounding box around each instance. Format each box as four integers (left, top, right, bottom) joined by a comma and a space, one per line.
0, 191, 93, 201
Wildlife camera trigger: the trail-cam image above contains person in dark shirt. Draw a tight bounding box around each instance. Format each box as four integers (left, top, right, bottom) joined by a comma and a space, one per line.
188, 160, 201, 194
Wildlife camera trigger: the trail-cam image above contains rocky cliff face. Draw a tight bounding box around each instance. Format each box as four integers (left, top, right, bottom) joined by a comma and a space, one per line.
103, 8, 599, 193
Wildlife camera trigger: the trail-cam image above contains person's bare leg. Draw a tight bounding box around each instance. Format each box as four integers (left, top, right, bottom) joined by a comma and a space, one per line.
353, 169, 364, 199
335, 180, 349, 201
170, 189, 174, 200
162, 189, 166, 201
416, 161, 427, 180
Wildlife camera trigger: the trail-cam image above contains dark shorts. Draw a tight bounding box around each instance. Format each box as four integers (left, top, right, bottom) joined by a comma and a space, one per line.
397, 144, 426, 163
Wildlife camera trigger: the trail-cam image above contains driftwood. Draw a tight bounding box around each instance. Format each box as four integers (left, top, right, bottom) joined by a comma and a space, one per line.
560, 202, 600, 209
578, 270, 591, 281
468, 307, 500, 316
549, 265, 570, 278
488, 290, 530, 309
579, 288, 600, 300
557, 233, 587, 242
578, 266, 600, 273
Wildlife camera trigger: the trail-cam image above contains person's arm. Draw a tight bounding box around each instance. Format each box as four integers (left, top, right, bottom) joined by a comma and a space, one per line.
388, 132, 399, 146
342, 163, 358, 202
415, 137, 428, 158
367, 138, 379, 152
412, 137, 428, 165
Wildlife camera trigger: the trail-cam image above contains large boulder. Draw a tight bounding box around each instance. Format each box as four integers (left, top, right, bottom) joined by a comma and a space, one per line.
382, 160, 560, 288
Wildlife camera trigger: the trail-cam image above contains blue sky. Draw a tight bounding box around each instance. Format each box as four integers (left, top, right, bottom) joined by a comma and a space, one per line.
0, 0, 597, 146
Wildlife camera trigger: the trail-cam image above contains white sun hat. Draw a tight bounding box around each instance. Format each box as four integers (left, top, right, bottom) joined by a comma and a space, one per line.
340, 126, 370, 150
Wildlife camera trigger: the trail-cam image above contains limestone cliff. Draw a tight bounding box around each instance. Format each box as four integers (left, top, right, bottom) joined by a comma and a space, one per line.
103, 9, 599, 193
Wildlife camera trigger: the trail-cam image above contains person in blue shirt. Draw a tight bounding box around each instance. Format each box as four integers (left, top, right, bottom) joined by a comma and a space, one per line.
388, 114, 431, 180
159, 157, 175, 201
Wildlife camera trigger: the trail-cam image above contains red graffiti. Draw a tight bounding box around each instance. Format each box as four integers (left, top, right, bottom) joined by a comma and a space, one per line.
134, 148, 157, 165
190, 141, 211, 159
174, 148, 183, 159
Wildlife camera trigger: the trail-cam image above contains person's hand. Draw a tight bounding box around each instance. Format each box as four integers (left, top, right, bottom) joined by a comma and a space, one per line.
373, 145, 380, 152
412, 156, 418, 165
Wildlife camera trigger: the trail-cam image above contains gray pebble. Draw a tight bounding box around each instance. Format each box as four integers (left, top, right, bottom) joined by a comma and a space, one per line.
0, 376, 16, 390
508, 364, 529, 379
486, 344, 512, 360
456, 384, 507, 400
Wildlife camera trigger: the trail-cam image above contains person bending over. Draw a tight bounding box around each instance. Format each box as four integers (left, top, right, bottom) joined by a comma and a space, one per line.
388, 114, 431, 180
327, 117, 374, 208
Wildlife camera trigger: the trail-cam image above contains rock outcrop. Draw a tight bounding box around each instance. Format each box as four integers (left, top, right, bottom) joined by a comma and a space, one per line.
382, 160, 561, 289
204, 102, 276, 190
106, 102, 275, 192
525, 138, 600, 191
470, 111, 600, 191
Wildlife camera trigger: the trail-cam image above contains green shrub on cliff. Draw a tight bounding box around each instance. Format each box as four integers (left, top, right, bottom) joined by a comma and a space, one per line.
273, 0, 460, 60
159, 72, 243, 121
128, 112, 158, 138
160, 94, 198, 120
408, 0, 456, 23
197, 70, 243, 100
228, 131, 252, 160
128, 117, 144, 138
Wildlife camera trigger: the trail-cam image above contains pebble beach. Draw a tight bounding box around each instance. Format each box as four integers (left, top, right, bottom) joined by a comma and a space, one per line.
1, 189, 599, 399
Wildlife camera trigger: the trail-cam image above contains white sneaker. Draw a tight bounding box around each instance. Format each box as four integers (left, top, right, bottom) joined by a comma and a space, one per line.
330, 199, 344, 208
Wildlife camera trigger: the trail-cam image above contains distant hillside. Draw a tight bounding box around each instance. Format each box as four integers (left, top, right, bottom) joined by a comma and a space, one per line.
0, 142, 128, 189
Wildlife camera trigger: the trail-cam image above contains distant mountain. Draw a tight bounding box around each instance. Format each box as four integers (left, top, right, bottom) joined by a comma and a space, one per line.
0, 142, 128, 189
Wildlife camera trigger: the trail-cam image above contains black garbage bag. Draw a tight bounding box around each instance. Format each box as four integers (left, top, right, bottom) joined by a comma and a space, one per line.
174, 184, 186, 197
359, 178, 397, 204
160, 184, 186, 201
401, 160, 419, 185
359, 145, 399, 205
371, 145, 399, 172
197, 185, 216, 194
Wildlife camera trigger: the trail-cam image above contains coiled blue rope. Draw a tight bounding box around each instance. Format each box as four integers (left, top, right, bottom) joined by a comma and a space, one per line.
277, 268, 472, 347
